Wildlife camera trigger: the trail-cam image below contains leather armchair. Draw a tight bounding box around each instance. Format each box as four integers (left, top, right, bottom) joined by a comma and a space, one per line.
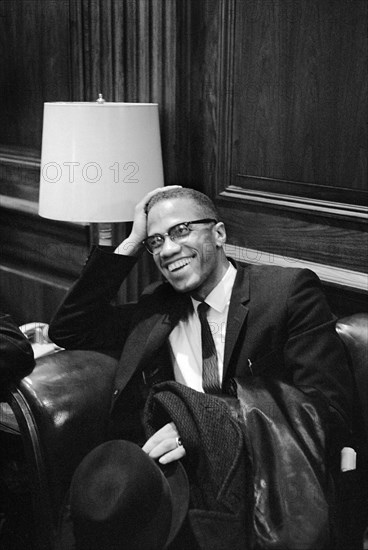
1, 313, 367, 550
2, 350, 119, 550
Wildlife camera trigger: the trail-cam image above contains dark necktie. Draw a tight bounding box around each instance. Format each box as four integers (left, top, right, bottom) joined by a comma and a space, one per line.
197, 302, 221, 394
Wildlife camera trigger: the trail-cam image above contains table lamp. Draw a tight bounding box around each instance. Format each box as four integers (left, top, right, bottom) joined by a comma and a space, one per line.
38, 95, 164, 245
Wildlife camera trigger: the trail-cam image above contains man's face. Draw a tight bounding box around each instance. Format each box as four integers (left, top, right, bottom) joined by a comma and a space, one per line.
146, 197, 227, 299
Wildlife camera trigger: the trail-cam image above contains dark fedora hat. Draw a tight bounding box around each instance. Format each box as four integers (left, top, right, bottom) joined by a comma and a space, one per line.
57, 440, 189, 550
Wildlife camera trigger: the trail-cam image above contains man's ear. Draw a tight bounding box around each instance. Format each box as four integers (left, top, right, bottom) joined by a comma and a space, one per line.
214, 222, 227, 247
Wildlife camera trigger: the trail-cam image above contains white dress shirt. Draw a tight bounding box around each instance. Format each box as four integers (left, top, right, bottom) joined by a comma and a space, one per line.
168, 263, 237, 391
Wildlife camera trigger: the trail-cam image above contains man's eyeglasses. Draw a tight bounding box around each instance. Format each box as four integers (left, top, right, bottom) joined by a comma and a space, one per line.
142, 218, 217, 255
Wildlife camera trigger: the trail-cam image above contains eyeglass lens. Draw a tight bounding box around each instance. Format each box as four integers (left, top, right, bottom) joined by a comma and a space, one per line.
147, 223, 190, 252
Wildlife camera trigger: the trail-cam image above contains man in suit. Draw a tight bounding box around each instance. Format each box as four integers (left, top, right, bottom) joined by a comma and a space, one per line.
49, 185, 353, 463
50, 186, 355, 548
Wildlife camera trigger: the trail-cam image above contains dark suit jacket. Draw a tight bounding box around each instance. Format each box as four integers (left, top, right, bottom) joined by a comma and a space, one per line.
0, 313, 35, 386
49, 246, 353, 453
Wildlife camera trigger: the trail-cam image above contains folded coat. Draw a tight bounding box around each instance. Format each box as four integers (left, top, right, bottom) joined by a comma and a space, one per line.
144, 378, 332, 550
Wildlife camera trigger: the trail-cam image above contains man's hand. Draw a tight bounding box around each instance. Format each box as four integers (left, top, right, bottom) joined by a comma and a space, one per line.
114, 185, 182, 256
142, 422, 186, 465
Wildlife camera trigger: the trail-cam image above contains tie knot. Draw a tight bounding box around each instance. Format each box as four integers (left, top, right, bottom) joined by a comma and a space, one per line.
197, 302, 210, 318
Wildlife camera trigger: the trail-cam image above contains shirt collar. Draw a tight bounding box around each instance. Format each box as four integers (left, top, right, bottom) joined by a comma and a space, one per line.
191, 262, 237, 314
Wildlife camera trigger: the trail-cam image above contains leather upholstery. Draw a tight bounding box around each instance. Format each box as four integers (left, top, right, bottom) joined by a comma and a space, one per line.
336, 314, 368, 442
4, 350, 118, 549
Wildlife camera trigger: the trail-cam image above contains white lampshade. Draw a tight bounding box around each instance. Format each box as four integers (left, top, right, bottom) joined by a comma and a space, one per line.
38, 101, 164, 222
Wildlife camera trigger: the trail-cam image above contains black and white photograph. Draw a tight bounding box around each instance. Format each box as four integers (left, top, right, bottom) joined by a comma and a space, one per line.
0, 1, 367, 549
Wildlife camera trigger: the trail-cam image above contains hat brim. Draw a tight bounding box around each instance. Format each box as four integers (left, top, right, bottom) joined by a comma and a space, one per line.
160, 460, 189, 547
56, 455, 189, 550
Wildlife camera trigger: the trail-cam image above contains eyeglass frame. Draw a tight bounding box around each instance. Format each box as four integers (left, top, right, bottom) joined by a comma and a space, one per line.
142, 218, 218, 255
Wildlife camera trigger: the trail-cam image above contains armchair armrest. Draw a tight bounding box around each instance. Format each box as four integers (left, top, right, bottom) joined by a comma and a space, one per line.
336, 313, 368, 443
6, 349, 118, 549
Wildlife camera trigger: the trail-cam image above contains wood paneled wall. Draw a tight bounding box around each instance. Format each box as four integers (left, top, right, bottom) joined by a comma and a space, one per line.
222, 0, 368, 303
183, 0, 368, 312
0, 0, 367, 323
234, 0, 367, 192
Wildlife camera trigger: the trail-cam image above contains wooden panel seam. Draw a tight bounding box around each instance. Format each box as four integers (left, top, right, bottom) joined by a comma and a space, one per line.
220, 186, 368, 221
0, 264, 71, 291
224, 244, 368, 292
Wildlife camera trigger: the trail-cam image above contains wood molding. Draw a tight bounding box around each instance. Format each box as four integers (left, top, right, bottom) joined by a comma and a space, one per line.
236, 174, 367, 206
213, 0, 367, 224
0, 195, 39, 216
0, 262, 70, 292
0, 146, 40, 203
220, 185, 368, 221
224, 243, 368, 292
0, 146, 40, 168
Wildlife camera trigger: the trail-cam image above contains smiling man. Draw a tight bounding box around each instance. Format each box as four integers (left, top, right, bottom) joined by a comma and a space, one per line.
49, 186, 354, 549
143, 189, 228, 300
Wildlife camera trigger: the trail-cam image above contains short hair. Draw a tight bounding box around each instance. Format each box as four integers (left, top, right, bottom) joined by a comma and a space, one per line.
145, 188, 219, 220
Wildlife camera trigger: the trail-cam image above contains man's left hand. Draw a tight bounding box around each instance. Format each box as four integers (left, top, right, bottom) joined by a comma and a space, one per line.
142, 422, 186, 465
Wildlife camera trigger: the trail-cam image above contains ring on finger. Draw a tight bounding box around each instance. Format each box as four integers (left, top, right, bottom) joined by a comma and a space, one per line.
175, 437, 183, 448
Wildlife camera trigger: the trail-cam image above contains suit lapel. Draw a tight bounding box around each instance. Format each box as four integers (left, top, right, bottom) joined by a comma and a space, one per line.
114, 286, 190, 391
223, 263, 250, 380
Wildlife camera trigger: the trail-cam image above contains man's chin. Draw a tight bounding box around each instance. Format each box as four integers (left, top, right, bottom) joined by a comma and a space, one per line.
166, 276, 198, 294
166, 276, 207, 301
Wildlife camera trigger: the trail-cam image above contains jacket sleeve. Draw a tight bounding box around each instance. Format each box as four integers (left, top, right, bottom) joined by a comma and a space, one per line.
284, 268, 354, 453
0, 313, 35, 385
48, 246, 140, 351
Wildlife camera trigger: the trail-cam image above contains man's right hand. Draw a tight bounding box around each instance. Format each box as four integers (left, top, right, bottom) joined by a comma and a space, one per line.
142, 422, 186, 465
114, 185, 182, 256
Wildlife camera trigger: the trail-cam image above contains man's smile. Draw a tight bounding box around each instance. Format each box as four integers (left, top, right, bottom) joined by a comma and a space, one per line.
165, 256, 194, 273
